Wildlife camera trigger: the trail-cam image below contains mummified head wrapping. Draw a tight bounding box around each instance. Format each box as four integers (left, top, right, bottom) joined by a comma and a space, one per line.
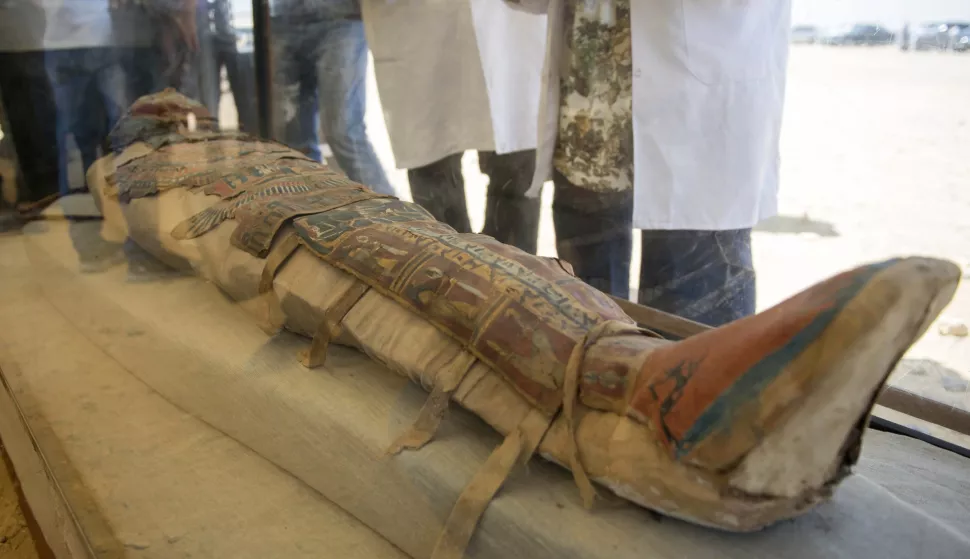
107, 88, 220, 152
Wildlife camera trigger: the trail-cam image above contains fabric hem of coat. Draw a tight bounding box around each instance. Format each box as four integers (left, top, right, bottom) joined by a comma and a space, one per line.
393, 141, 496, 171
631, 212, 777, 232
525, 0, 563, 199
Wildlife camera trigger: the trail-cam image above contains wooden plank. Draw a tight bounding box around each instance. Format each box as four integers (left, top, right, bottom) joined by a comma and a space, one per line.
606, 294, 709, 339
36, 194, 102, 220
0, 234, 408, 559
0, 241, 112, 559
878, 386, 970, 438
12, 218, 970, 559
0, 441, 46, 559
0, 367, 96, 559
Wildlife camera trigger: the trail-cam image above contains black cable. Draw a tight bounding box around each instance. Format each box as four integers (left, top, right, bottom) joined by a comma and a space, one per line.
868, 415, 970, 460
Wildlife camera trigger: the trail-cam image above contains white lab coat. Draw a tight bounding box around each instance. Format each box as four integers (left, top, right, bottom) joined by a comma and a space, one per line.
515, 0, 791, 231
361, 0, 547, 170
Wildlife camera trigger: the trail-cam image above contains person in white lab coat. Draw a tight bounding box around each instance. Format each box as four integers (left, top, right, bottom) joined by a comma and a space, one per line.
362, 0, 547, 253
508, 0, 791, 325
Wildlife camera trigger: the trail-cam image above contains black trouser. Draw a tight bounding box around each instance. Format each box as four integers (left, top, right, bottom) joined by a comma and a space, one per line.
0, 51, 60, 204
408, 149, 539, 254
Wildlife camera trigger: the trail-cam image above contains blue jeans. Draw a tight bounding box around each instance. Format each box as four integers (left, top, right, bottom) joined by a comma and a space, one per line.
46, 48, 129, 194
639, 229, 755, 327
272, 8, 395, 196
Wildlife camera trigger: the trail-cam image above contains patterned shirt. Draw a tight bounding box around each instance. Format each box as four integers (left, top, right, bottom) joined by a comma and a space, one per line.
553, 0, 633, 192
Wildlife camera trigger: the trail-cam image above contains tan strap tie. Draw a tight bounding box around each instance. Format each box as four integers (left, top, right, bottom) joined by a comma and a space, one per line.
562, 320, 649, 509
385, 355, 478, 456
300, 281, 370, 368
428, 321, 650, 557
430, 408, 554, 559
256, 232, 301, 333
385, 385, 452, 456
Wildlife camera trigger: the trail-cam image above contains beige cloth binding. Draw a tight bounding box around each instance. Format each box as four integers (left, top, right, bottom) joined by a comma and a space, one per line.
561, 319, 645, 508
431, 319, 647, 558
385, 355, 479, 456
300, 282, 371, 368
256, 233, 302, 333
385, 385, 454, 456
430, 408, 555, 559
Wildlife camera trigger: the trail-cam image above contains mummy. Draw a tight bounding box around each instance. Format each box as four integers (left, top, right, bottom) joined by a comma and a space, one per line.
90, 91, 960, 557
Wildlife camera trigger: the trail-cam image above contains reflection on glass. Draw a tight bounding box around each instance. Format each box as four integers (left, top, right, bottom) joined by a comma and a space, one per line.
0, 0, 60, 208
0, 0, 256, 206
269, 0, 396, 196
0, 4, 969, 553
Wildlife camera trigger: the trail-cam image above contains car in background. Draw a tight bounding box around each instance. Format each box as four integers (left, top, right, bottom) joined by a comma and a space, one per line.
908, 22, 970, 50
791, 25, 818, 44
819, 24, 895, 46
946, 22, 970, 50
955, 26, 970, 52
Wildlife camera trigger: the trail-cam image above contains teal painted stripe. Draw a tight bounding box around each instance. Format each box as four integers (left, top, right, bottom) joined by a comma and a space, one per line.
672, 258, 900, 459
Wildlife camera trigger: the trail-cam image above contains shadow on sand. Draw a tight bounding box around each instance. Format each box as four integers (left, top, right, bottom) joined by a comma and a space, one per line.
755, 214, 840, 237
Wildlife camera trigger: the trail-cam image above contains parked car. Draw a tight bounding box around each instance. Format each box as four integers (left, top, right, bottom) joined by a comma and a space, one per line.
909, 22, 970, 50
791, 25, 818, 44
955, 26, 970, 52
820, 24, 895, 46
947, 22, 970, 50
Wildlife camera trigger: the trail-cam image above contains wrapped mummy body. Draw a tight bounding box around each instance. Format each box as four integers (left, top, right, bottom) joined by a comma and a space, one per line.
95, 92, 960, 549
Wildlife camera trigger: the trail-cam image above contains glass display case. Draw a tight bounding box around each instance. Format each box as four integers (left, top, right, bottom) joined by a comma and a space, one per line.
1, 2, 969, 558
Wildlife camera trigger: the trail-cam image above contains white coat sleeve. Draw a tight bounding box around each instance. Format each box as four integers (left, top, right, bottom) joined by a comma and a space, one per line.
502, 0, 550, 15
